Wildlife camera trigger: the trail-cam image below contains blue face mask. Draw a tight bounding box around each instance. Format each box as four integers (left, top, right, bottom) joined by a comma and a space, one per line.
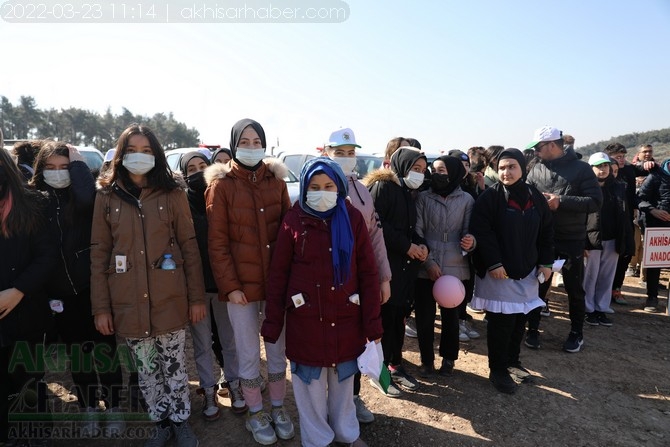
306, 190, 338, 212
43, 169, 71, 189
235, 148, 265, 167
123, 153, 155, 175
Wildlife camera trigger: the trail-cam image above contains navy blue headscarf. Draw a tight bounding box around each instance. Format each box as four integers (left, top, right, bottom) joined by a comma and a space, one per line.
299, 158, 353, 286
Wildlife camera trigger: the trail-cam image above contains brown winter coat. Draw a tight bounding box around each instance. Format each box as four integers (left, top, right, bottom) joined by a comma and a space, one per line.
205, 159, 291, 302
90, 180, 205, 338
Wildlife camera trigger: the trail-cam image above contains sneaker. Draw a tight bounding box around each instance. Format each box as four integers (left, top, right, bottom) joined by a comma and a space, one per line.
104, 407, 126, 438
563, 331, 584, 353
144, 423, 172, 447
459, 320, 480, 339
625, 267, 636, 277
405, 318, 417, 338
585, 313, 600, 326
458, 330, 470, 342
353, 395, 374, 424
80, 407, 100, 438
389, 365, 419, 391
228, 380, 248, 414
524, 330, 540, 349
507, 365, 534, 383
172, 421, 199, 447
270, 406, 295, 440
489, 370, 517, 394
438, 358, 454, 376
245, 411, 277, 445
539, 305, 551, 317
369, 377, 402, 398
198, 386, 221, 421
611, 290, 628, 305
644, 298, 658, 313
597, 313, 613, 327
418, 363, 435, 378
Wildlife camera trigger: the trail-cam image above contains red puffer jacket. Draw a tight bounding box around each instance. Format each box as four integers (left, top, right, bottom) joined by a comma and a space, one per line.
261, 201, 382, 367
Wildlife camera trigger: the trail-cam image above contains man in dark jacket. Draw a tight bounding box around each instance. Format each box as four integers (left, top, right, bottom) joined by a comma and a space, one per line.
525, 126, 603, 353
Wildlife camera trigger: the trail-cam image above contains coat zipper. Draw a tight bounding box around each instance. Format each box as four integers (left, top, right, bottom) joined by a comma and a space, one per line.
54, 192, 77, 295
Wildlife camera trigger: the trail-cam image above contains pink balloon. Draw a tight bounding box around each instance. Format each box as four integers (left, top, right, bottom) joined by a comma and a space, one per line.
432, 275, 465, 308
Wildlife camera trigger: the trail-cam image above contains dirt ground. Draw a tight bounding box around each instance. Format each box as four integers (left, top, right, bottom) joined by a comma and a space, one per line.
22, 273, 670, 447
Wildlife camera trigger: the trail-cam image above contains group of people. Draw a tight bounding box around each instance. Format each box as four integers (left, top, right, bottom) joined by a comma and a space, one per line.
0, 121, 664, 447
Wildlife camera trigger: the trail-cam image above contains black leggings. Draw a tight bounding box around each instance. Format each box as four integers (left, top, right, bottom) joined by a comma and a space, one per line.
414, 279, 459, 365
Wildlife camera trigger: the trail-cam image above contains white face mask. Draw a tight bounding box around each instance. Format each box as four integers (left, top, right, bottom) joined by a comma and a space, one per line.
236, 148, 265, 167
332, 156, 357, 174
404, 170, 424, 189
306, 190, 338, 212
43, 169, 71, 189
123, 153, 155, 175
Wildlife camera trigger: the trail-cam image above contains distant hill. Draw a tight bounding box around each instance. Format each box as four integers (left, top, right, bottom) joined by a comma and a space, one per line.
577, 127, 670, 161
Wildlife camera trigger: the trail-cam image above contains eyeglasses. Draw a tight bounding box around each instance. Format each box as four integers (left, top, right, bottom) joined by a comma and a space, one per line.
535, 142, 552, 151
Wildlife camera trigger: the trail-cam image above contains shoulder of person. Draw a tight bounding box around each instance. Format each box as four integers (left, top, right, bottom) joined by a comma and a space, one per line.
204, 162, 231, 186
263, 157, 289, 181
361, 168, 399, 188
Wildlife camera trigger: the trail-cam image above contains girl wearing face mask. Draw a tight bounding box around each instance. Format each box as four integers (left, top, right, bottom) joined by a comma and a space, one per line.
414, 156, 476, 379
363, 147, 428, 397
0, 142, 58, 446
261, 158, 381, 447
91, 124, 206, 447
30, 141, 125, 437
180, 152, 247, 421
206, 119, 294, 445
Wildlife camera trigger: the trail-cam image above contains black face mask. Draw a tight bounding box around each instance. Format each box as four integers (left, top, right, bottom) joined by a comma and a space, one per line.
186, 171, 207, 192
431, 173, 460, 197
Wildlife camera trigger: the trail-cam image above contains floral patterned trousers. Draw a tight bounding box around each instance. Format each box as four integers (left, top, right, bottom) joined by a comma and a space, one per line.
126, 329, 190, 422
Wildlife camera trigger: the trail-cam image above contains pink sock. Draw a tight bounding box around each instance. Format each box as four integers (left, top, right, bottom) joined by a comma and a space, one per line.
242, 385, 263, 413
267, 378, 285, 407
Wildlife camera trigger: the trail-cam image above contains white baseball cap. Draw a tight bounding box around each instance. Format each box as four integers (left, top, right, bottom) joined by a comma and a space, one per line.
588, 152, 612, 166
326, 128, 361, 148
526, 126, 563, 149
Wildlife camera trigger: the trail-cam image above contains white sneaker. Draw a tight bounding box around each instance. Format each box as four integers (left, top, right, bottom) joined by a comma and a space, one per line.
245, 411, 277, 445
459, 320, 480, 339
270, 406, 295, 440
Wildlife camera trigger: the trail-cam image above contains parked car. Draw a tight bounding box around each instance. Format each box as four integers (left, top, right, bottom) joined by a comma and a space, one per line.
275, 150, 382, 180
76, 146, 104, 172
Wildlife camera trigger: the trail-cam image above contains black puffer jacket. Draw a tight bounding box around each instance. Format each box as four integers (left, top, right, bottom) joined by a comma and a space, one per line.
0, 194, 58, 347
41, 160, 96, 297
526, 146, 602, 254
585, 176, 634, 255
364, 169, 425, 307
638, 164, 670, 228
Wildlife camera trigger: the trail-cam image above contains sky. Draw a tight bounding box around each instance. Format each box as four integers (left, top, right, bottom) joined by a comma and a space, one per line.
2, 0, 670, 154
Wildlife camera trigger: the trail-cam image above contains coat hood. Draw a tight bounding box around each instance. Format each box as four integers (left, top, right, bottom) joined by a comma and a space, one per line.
361, 168, 401, 187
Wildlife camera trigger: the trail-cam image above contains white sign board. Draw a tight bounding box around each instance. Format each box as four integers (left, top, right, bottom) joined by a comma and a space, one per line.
641, 227, 670, 268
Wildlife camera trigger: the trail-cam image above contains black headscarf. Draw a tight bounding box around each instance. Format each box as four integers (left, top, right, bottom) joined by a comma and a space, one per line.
229, 118, 266, 159
180, 151, 210, 212
431, 155, 465, 197
390, 147, 426, 179
496, 148, 529, 207
210, 148, 232, 164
